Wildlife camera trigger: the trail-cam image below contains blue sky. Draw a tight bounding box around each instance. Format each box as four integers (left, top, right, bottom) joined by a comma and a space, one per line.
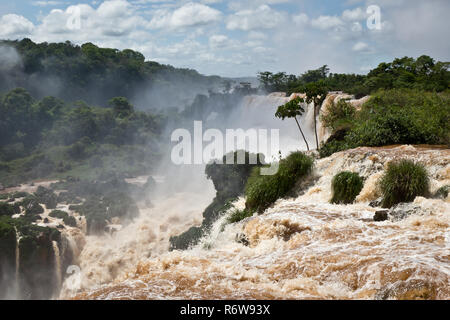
0, 0, 449, 77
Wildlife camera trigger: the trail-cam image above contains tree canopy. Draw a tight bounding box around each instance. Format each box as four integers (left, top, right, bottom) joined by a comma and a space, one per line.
258, 55, 449, 97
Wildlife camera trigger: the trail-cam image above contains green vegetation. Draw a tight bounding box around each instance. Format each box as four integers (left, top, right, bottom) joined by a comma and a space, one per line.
0, 202, 15, 216
0, 87, 163, 186
433, 185, 449, 199
321, 99, 356, 131
245, 152, 314, 213
319, 89, 450, 157
0, 39, 224, 106
49, 210, 77, 227
330, 172, 364, 204
226, 208, 254, 224
379, 160, 430, 208
170, 151, 263, 250
70, 193, 138, 234
303, 82, 328, 150
276, 97, 309, 150
0, 214, 62, 299
258, 56, 449, 97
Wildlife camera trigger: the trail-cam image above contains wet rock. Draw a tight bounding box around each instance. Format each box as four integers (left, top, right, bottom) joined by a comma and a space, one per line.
432, 185, 449, 199
373, 210, 389, 221
235, 233, 249, 246
388, 203, 422, 221
369, 199, 382, 208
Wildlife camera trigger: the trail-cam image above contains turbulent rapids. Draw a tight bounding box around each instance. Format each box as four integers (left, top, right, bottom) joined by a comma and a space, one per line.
69, 145, 449, 300
56, 93, 450, 300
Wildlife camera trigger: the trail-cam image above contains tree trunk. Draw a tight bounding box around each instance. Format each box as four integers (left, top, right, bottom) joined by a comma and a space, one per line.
294, 116, 309, 151
313, 104, 319, 150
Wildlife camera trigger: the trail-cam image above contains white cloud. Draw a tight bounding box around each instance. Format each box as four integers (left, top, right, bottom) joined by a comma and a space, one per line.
351, 22, 363, 32
342, 7, 367, 21
32, 1, 63, 6
149, 2, 222, 30
311, 15, 344, 30
0, 0, 448, 78
97, 0, 131, 18
0, 14, 35, 38
247, 31, 267, 40
209, 34, 229, 48
226, 5, 285, 31
352, 41, 369, 51
293, 13, 309, 26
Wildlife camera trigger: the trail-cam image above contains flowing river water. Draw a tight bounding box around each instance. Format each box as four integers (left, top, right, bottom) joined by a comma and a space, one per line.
66, 144, 449, 300
54, 93, 450, 300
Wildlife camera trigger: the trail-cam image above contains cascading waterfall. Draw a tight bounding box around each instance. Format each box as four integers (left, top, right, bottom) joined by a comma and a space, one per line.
52, 241, 62, 291
59, 167, 216, 298
59, 93, 448, 300
14, 227, 21, 293
72, 145, 449, 300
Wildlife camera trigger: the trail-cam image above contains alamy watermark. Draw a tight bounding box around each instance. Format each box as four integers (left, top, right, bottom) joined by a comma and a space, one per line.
65, 265, 82, 291
171, 121, 280, 175
66, 6, 81, 31
367, 5, 382, 30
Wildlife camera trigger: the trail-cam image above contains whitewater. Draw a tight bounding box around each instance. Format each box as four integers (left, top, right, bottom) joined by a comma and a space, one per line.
57, 93, 449, 300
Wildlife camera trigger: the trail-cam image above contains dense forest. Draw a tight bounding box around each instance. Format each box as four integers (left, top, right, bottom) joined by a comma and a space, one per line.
0, 39, 226, 108
258, 56, 449, 98
0, 40, 257, 187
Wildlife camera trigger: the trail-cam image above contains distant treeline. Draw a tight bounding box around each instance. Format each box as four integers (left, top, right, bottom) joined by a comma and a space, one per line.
0, 38, 225, 106
0, 87, 166, 185
258, 56, 449, 98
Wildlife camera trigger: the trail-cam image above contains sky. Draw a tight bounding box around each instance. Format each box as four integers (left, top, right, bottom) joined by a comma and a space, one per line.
0, 0, 449, 77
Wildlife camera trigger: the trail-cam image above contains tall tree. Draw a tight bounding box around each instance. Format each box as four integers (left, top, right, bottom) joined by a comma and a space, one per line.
275, 97, 310, 151
108, 97, 134, 119
303, 82, 328, 150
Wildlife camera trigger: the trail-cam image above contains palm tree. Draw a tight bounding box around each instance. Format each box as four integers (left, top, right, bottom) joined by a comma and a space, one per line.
275, 97, 310, 151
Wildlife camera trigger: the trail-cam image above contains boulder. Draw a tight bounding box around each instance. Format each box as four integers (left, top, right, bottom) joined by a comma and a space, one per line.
374, 210, 389, 222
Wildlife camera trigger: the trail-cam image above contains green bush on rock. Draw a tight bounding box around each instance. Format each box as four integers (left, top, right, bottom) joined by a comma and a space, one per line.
379, 159, 430, 208
245, 152, 313, 213
330, 171, 364, 204
226, 209, 254, 224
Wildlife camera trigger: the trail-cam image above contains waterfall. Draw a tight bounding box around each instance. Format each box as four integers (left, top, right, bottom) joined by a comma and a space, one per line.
52, 241, 62, 290
70, 145, 450, 300
233, 92, 365, 157
14, 227, 20, 294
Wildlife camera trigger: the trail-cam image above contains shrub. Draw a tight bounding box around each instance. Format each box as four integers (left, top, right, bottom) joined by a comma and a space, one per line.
321, 99, 356, 131
348, 89, 450, 147
319, 139, 353, 158
379, 160, 430, 208
34, 186, 58, 209
330, 171, 364, 204
320, 89, 450, 158
245, 152, 313, 213
0, 202, 15, 216
49, 210, 69, 219
433, 185, 449, 199
226, 209, 254, 224
63, 215, 77, 227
